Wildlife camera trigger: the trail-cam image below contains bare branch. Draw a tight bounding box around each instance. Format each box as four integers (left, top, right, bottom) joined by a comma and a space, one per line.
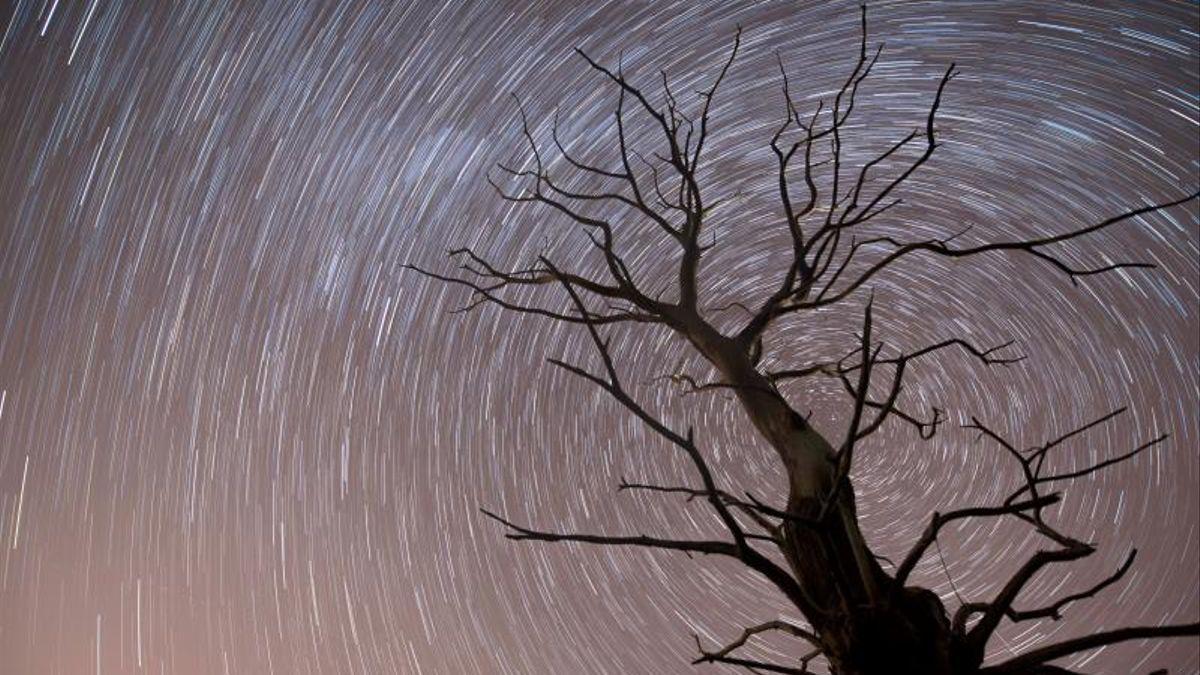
404, 263, 659, 325
848, 338, 1024, 371
948, 410, 1178, 656
481, 508, 736, 557
550, 110, 626, 180
1037, 434, 1167, 486
738, 26, 960, 346
979, 622, 1200, 674
808, 191, 1200, 309
817, 297, 876, 519
968, 409, 1170, 522
961, 542, 1095, 644
827, 63, 956, 232
693, 630, 821, 675
895, 494, 1062, 585
619, 479, 786, 538
767, 362, 838, 383
447, 246, 631, 302
812, 334, 1022, 440
652, 370, 741, 397
1003, 549, 1137, 623
691, 25, 742, 169
692, 620, 821, 673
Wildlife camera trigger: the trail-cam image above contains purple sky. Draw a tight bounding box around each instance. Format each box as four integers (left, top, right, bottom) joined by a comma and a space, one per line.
0, 1, 1197, 673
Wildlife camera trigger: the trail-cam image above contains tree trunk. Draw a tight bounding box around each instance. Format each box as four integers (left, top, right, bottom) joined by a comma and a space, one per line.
781, 484, 960, 674
686, 323, 968, 674
767, 419, 962, 674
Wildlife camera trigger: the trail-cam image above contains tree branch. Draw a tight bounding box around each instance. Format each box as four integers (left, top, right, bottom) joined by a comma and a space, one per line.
979, 622, 1200, 674
481, 508, 736, 557
895, 494, 1061, 585
693, 627, 822, 674
1003, 549, 1137, 624
807, 191, 1199, 309
692, 619, 820, 663
950, 412, 1176, 657
404, 262, 659, 325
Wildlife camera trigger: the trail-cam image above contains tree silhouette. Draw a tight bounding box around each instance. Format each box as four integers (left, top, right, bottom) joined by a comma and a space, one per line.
412, 7, 1198, 674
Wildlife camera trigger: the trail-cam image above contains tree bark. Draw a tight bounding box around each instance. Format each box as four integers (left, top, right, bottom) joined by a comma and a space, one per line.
685, 319, 964, 674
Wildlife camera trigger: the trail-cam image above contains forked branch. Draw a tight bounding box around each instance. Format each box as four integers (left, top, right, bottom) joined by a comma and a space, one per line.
944, 412, 1178, 658
807, 191, 1199, 312
693, 621, 822, 674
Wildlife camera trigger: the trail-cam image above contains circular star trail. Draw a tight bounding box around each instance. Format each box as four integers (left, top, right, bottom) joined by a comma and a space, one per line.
0, 1, 1196, 673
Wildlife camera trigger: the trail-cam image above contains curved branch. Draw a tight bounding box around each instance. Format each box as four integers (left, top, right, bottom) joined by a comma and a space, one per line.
979, 622, 1200, 674
962, 543, 1095, 646
693, 634, 821, 675
692, 620, 821, 674
693, 619, 820, 661
895, 494, 1061, 585
1003, 549, 1137, 624
808, 191, 1200, 309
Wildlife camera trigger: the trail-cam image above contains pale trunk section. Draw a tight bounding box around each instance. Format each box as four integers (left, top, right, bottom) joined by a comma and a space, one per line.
685, 322, 961, 674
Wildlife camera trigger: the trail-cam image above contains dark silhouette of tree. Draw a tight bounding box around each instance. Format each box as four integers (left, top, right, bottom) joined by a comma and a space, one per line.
412, 7, 1198, 674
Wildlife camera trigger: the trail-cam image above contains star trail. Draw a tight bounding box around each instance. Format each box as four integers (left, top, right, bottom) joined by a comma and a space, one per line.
0, 1, 1197, 673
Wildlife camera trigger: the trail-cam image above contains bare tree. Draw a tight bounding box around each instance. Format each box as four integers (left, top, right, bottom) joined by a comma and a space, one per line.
412, 7, 1198, 674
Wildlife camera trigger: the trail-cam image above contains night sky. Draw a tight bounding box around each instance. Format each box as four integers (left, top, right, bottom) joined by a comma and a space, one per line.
1, 1, 1198, 673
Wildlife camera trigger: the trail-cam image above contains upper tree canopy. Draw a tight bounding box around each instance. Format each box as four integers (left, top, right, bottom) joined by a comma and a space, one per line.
413, 6, 1199, 674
